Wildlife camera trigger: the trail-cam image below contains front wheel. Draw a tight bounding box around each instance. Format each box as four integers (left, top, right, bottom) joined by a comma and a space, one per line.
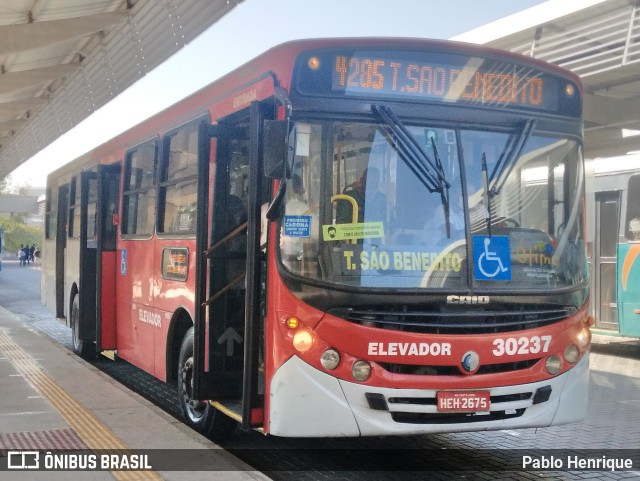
178, 327, 237, 441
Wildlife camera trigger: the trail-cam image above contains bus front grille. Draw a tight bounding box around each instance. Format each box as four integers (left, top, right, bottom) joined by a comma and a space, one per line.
329, 305, 572, 334
378, 358, 540, 376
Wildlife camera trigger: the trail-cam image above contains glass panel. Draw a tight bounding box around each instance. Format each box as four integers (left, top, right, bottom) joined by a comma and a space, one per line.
126, 143, 156, 190
599, 197, 619, 257
463, 133, 587, 289
87, 204, 97, 240
159, 122, 200, 234
281, 121, 467, 288
70, 177, 81, 239
625, 174, 640, 241
123, 142, 157, 236
166, 124, 198, 182
123, 191, 156, 236
163, 180, 197, 233
278, 119, 587, 292
598, 263, 618, 328
86, 178, 97, 240
46, 188, 57, 239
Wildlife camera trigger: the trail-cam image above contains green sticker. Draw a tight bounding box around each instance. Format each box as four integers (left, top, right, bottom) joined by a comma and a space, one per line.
322, 222, 384, 241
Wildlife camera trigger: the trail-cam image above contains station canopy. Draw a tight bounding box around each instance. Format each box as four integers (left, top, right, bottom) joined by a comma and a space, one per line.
1, 0, 636, 182
0, 0, 242, 180
454, 0, 640, 159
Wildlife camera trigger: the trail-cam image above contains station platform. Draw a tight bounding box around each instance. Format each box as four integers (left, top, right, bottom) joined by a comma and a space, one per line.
0, 304, 268, 481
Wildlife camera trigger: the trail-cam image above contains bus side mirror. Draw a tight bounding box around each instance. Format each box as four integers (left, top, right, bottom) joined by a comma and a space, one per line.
263, 120, 288, 179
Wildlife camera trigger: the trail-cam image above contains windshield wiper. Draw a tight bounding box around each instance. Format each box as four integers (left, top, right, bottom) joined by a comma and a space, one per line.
371, 104, 452, 236
488, 119, 536, 198
481, 152, 493, 236
429, 135, 451, 238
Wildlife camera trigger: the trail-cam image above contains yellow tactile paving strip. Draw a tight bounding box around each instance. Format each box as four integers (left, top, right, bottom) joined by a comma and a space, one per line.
0, 329, 164, 481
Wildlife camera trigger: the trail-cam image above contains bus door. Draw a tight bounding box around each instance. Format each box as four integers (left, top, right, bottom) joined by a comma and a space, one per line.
55, 184, 69, 319
75, 171, 98, 356
96, 164, 121, 350
594, 191, 620, 330
194, 101, 270, 427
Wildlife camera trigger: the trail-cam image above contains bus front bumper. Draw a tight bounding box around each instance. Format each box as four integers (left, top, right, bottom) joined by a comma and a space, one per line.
268, 352, 589, 437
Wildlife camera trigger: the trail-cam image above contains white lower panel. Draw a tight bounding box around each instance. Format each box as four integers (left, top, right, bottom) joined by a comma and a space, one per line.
268, 353, 589, 437
268, 356, 360, 437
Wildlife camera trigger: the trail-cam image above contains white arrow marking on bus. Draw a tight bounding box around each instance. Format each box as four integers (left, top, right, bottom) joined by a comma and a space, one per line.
217, 327, 242, 356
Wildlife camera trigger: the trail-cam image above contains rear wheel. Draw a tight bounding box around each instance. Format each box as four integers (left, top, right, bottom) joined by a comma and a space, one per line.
178, 327, 237, 441
70, 294, 94, 360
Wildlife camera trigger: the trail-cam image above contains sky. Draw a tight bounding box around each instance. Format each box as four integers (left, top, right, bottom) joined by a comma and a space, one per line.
10, 0, 549, 187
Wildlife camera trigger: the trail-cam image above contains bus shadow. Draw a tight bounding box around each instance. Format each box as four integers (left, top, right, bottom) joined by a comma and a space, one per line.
591, 338, 640, 360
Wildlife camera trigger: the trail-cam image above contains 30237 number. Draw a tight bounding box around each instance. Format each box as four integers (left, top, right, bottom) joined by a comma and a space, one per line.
492, 335, 552, 357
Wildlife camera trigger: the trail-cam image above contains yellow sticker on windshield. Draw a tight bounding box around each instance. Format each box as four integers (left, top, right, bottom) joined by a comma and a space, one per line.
322, 222, 384, 241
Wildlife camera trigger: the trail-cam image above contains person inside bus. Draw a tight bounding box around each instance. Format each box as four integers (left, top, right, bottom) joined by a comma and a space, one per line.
336, 166, 387, 224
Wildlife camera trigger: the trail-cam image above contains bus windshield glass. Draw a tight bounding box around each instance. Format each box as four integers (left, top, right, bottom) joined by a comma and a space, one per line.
278, 120, 587, 291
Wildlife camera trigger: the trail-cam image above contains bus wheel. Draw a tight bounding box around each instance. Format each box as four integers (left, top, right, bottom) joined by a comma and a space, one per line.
70, 295, 94, 360
178, 328, 237, 441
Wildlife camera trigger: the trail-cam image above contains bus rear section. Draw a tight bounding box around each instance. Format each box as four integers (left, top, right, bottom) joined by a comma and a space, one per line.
588, 160, 640, 338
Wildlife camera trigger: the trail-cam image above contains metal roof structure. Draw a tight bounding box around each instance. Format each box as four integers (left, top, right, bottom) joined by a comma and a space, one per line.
0, 0, 242, 180
2, 0, 637, 183
454, 0, 640, 159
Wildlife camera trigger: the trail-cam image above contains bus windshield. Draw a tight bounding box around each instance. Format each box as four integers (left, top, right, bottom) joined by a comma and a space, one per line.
278, 120, 587, 291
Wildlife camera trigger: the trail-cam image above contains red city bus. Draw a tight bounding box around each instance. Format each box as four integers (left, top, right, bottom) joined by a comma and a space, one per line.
42, 38, 592, 439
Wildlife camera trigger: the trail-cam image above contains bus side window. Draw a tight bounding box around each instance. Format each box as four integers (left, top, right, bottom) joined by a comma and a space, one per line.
158, 121, 199, 235
626, 174, 640, 241
122, 141, 157, 237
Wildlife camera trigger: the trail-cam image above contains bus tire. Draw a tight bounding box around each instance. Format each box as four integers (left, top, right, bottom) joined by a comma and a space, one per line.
70, 294, 94, 360
178, 327, 237, 441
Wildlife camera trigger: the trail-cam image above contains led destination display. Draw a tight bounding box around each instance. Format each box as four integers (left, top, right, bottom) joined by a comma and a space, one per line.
295, 49, 580, 116
334, 55, 546, 108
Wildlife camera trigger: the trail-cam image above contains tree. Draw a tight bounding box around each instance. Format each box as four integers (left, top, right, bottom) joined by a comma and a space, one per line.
0, 175, 31, 195
0, 175, 35, 227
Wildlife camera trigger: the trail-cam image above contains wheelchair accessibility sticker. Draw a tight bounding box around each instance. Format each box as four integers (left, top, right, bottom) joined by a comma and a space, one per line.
473, 235, 511, 281
121, 249, 127, 276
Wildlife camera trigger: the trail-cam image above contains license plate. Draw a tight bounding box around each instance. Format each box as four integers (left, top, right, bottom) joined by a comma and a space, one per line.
437, 390, 490, 412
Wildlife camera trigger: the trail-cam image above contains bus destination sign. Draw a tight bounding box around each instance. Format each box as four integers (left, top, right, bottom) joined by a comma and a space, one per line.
295, 49, 579, 116
333, 55, 550, 109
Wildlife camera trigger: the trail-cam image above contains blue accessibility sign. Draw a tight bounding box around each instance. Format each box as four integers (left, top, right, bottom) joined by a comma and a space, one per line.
473, 235, 511, 281
121, 249, 127, 276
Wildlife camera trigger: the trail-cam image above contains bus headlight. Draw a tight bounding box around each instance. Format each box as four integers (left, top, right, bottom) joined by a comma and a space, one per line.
320, 349, 340, 370
545, 355, 563, 375
564, 344, 580, 364
292, 330, 314, 353
352, 361, 371, 382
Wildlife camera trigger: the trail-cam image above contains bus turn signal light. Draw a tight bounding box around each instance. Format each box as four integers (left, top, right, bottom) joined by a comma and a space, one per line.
286, 317, 299, 329
576, 327, 591, 348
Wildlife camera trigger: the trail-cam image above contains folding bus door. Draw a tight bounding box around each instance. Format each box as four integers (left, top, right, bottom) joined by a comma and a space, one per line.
96, 164, 121, 351
55, 184, 69, 319
194, 101, 271, 429
73, 171, 98, 358
594, 191, 620, 330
